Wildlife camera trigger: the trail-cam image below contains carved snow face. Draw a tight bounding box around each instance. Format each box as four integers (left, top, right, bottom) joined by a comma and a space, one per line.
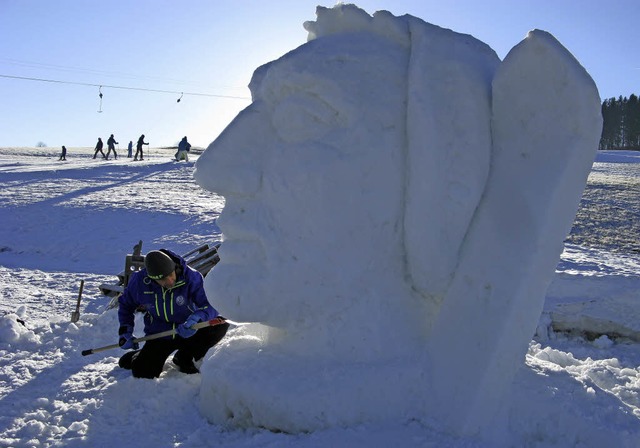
198, 33, 413, 330
195, 4, 601, 435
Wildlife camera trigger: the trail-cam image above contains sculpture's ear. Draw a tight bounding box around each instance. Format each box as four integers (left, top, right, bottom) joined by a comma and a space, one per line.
403, 19, 499, 301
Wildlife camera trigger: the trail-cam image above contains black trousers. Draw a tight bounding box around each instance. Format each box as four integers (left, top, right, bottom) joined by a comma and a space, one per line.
121, 323, 229, 378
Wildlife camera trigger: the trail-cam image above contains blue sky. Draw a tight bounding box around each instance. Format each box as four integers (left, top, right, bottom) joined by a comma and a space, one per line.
1, 0, 638, 148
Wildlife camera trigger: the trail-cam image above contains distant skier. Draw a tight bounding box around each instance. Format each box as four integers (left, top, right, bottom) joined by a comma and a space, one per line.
93, 138, 106, 159
58, 145, 67, 161
105, 134, 119, 160
134, 134, 148, 161
127, 141, 133, 158
175, 136, 191, 161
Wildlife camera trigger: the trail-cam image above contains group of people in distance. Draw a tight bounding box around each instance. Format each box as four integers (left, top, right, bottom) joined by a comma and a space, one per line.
92, 134, 148, 160
57, 134, 191, 162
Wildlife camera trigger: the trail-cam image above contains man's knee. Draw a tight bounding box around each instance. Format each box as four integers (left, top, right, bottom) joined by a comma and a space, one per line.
188, 323, 230, 361
131, 367, 161, 379
131, 357, 164, 378
126, 340, 175, 378
211, 322, 230, 345
200, 322, 230, 346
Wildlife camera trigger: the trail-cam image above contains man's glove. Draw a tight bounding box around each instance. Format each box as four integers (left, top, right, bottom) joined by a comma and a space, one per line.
177, 314, 201, 338
118, 325, 139, 350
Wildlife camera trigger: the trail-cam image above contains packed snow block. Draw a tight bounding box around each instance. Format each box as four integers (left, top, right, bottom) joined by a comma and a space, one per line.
426, 30, 602, 439
195, 4, 601, 441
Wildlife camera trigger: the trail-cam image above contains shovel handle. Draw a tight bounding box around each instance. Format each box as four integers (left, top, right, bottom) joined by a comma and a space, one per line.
75, 280, 85, 313
81, 317, 229, 356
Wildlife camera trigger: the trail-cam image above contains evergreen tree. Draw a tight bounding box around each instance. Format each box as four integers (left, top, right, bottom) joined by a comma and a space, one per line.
599, 94, 639, 150
626, 94, 640, 149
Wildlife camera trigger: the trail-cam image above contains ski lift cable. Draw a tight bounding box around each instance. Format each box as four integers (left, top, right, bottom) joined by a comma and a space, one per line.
0, 57, 243, 90
0, 73, 251, 100
1, 58, 197, 86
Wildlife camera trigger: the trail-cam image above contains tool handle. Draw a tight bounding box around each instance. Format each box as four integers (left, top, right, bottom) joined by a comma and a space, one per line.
75, 280, 85, 313
81, 317, 228, 356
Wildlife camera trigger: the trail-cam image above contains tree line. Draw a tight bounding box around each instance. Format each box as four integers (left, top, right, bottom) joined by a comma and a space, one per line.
600, 94, 640, 150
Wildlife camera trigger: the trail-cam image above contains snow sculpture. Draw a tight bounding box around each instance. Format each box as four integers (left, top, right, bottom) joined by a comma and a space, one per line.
194, 4, 601, 441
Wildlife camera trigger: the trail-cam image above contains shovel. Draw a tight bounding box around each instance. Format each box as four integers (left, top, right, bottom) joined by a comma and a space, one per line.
70, 280, 84, 323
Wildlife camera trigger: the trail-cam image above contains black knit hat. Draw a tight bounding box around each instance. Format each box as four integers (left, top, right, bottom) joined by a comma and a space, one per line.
145, 250, 176, 279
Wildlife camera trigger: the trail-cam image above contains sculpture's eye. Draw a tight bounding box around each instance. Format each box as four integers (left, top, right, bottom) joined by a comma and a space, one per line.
271, 91, 344, 143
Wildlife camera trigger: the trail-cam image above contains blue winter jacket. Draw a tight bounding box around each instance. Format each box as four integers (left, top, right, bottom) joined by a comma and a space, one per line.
118, 249, 218, 338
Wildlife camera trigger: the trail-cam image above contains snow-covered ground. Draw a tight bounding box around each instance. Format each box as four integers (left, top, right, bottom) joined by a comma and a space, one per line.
0, 147, 639, 447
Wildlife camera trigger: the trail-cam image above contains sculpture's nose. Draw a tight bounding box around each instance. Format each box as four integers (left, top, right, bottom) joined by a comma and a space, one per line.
195, 102, 272, 197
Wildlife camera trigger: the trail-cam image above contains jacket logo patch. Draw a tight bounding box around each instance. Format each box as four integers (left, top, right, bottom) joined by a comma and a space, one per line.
175, 295, 186, 306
